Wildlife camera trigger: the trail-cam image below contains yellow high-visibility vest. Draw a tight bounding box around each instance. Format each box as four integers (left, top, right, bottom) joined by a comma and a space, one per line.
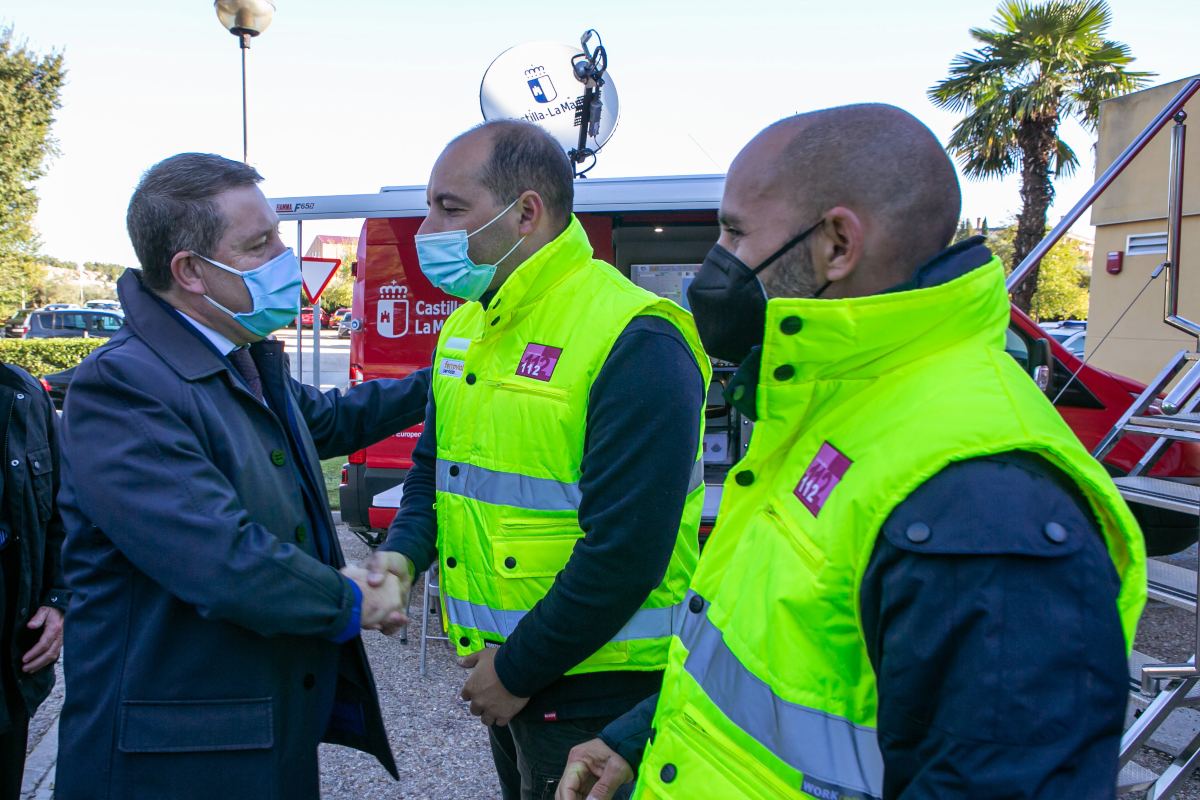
431, 216, 712, 674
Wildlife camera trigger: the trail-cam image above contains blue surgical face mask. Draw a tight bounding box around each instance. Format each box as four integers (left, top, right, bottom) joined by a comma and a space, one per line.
415, 199, 526, 301
192, 248, 302, 338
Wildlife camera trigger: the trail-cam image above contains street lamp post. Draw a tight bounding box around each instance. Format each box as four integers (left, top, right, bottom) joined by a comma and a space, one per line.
214, 0, 275, 163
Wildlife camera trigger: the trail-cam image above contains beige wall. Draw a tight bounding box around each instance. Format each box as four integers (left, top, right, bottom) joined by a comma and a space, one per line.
1088, 75, 1200, 383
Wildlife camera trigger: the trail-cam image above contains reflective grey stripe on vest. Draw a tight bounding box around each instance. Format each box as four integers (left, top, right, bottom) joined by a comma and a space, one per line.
446, 596, 685, 642
678, 591, 884, 800
436, 458, 705, 511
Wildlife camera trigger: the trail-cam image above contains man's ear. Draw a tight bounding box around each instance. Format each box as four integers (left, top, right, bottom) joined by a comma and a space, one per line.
170, 251, 207, 295
818, 207, 865, 284
515, 190, 545, 236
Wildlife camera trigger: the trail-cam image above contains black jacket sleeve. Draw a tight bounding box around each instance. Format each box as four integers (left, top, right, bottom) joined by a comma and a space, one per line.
380, 378, 439, 574
292, 367, 430, 460
859, 452, 1129, 799
599, 692, 660, 770
494, 316, 705, 698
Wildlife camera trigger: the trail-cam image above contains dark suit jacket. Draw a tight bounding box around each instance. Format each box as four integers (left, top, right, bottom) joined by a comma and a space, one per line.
55, 270, 428, 800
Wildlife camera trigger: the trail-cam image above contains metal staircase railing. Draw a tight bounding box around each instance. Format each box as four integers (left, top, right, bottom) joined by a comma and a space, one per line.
996, 76, 1200, 799
1045, 78, 1200, 799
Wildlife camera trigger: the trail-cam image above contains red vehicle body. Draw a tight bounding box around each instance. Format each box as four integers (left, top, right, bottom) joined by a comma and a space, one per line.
271, 175, 1200, 546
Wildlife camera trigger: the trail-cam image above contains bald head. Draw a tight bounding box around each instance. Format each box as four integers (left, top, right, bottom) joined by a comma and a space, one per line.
722, 104, 961, 299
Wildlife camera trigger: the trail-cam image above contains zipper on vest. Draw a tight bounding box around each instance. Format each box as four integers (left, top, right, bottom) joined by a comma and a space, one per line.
763, 504, 824, 573
486, 377, 569, 404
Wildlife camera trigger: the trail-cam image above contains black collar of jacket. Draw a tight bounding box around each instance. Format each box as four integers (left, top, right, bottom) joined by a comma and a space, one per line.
116, 269, 285, 384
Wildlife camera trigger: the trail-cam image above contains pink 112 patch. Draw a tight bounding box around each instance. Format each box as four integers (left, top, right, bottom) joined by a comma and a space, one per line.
794, 442, 852, 517
516, 343, 563, 382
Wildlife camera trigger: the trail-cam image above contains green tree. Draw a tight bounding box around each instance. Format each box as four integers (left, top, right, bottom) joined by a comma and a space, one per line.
929, 0, 1149, 312
0, 28, 65, 312
985, 223, 1091, 319
83, 261, 130, 283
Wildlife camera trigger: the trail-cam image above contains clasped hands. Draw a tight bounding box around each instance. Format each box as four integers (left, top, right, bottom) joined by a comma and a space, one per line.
339, 550, 413, 632
340, 551, 529, 726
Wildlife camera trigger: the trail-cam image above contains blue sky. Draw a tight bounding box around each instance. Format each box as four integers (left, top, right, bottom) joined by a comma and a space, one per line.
4, 0, 1198, 265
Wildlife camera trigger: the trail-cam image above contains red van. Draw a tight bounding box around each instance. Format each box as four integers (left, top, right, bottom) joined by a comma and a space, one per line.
273, 175, 1200, 548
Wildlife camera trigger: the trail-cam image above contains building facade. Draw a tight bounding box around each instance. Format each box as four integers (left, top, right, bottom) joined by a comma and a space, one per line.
1088, 74, 1200, 384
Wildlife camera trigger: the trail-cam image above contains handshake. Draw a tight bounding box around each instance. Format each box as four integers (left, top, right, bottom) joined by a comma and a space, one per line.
340, 551, 416, 634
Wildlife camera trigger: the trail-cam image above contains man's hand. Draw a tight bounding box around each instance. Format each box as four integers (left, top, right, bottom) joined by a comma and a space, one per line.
557, 738, 633, 800
342, 565, 404, 631
360, 550, 415, 635
460, 647, 529, 727
22, 606, 64, 674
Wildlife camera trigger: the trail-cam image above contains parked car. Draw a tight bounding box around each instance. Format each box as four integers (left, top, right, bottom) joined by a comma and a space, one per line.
4, 309, 32, 338
1060, 329, 1087, 359
331, 307, 351, 326
40, 365, 75, 410
27, 309, 124, 339
299, 306, 331, 328
337, 315, 353, 338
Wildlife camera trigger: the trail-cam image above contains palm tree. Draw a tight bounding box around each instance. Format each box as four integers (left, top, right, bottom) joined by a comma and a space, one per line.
929, 0, 1151, 311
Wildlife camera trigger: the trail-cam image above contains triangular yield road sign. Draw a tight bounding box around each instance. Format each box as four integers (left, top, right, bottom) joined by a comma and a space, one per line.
300, 257, 341, 304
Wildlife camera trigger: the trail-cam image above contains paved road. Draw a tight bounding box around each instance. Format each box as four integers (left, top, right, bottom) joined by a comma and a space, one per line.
276, 327, 350, 391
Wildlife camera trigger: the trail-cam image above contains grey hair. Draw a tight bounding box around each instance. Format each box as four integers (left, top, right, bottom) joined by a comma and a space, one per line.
126, 153, 263, 292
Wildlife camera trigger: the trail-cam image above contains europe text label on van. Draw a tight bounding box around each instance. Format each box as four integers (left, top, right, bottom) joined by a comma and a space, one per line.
516, 343, 562, 382
795, 442, 853, 517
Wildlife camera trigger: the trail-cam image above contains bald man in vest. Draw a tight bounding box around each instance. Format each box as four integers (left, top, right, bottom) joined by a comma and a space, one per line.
558, 104, 1145, 799
363, 119, 709, 799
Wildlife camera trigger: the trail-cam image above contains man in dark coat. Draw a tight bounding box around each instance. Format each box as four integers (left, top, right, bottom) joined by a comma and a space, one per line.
0, 362, 67, 800
55, 153, 428, 800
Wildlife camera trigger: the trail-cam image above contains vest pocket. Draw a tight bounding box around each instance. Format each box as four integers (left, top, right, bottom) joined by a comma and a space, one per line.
640, 706, 794, 799
492, 520, 582, 610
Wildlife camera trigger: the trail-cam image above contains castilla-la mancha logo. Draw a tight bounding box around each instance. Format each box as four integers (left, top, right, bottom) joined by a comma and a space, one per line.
377, 283, 410, 339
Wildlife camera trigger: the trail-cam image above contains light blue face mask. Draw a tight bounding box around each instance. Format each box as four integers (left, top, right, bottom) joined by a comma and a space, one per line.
415, 199, 526, 301
192, 248, 302, 338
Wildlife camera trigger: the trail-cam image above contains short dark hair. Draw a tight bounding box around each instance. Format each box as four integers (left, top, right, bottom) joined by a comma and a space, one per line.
773, 104, 961, 276
126, 153, 263, 292
467, 120, 574, 230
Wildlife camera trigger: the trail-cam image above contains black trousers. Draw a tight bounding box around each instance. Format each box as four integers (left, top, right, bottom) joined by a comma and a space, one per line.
488, 714, 633, 800
0, 712, 29, 800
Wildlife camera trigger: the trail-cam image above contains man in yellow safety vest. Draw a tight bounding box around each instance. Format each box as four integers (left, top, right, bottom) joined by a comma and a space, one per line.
557, 104, 1145, 800
366, 119, 710, 799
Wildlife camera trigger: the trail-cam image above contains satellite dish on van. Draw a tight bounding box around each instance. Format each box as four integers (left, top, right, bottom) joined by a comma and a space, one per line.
480, 32, 619, 176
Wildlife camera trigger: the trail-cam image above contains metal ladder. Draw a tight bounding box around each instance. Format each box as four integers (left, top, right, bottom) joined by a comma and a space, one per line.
1006, 78, 1200, 798
1102, 354, 1200, 797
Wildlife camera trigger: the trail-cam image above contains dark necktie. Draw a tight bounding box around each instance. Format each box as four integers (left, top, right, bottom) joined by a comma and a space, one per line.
228, 347, 264, 402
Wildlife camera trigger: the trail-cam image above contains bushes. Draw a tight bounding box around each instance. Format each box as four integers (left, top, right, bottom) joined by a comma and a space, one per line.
0, 339, 104, 376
